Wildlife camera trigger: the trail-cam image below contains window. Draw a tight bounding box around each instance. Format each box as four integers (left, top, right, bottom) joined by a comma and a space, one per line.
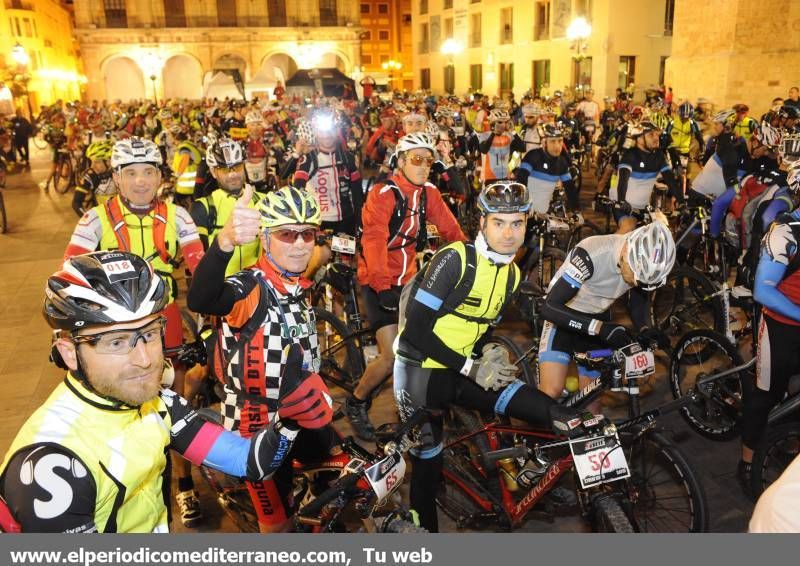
500, 8, 513, 44
217, 0, 237, 26
13, 16, 20, 36
664, 0, 675, 35
163, 0, 186, 27
444, 17, 453, 39
573, 57, 592, 89
420, 0, 428, 15
499, 62, 514, 93
103, 0, 127, 28
362, 30, 372, 40
361, 3, 370, 14
444, 0, 453, 8
444, 65, 455, 94
469, 13, 481, 47
574, 0, 592, 20
378, 3, 388, 14
22, 17, 32, 37
420, 68, 431, 90
470, 64, 482, 91
419, 22, 429, 53
659, 56, 668, 86
534, 1, 549, 41
32, 19, 37, 37
532, 59, 550, 96
380, 54, 389, 63
268, 0, 287, 26
319, 0, 338, 26
362, 54, 373, 64
617, 56, 635, 90
379, 30, 389, 40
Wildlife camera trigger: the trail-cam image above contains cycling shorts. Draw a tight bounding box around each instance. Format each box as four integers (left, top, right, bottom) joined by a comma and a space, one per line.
361, 285, 401, 331
321, 216, 357, 239
245, 426, 339, 527
538, 319, 610, 379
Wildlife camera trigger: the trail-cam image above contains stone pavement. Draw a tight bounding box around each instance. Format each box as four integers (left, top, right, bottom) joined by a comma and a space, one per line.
0, 146, 754, 532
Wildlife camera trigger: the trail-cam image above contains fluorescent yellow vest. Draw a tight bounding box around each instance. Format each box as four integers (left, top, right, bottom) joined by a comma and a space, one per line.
196, 188, 261, 276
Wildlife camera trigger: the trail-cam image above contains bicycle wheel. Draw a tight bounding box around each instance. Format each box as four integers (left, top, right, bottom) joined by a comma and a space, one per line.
54, 156, 73, 194
314, 307, 366, 393
524, 246, 565, 293
382, 517, 429, 533
592, 496, 635, 533
651, 266, 724, 341
751, 422, 800, 498
33, 132, 48, 150
619, 430, 709, 532
0, 191, 6, 234
566, 220, 603, 251
485, 334, 535, 386
669, 329, 744, 441
199, 467, 259, 533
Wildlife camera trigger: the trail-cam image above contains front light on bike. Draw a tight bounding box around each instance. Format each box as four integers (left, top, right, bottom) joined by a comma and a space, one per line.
603, 423, 617, 437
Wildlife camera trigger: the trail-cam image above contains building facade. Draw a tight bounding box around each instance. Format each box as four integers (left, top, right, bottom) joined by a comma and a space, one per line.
358, 0, 412, 91
412, 0, 673, 100
1, 0, 84, 115
73, 0, 363, 102
665, 0, 800, 117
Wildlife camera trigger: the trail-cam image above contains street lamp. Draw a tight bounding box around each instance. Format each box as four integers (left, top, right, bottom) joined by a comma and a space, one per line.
440, 38, 462, 95
140, 52, 164, 104
382, 59, 402, 91
566, 17, 592, 61
10, 43, 34, 119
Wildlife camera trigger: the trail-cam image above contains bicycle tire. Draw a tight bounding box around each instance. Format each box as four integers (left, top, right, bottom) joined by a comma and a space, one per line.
382, 517, 429, 533
651, 266, 724, 341
485, 334, 534, 386
53, 155, 73, 194
566, 220, 603, 251
592, 496, 635, 533
33, 132, 48, 150
0, 191, 6, 234
199, 467, 259, 533
619, 430, 709, 532
750, 422, 800, 498
668, 329, 744, 441
314, 307, 366, 393
523, 246, 565, 293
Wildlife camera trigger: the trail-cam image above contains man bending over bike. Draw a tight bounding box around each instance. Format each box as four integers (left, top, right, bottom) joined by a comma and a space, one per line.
393, 182, 568, 532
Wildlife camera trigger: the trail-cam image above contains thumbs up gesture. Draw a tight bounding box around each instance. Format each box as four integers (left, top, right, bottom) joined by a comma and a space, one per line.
217, 184, 261, 252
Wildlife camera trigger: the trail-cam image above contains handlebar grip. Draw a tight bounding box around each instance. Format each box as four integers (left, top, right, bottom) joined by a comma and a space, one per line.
586, 349, 614, 359
482, 444, 528, 464
297, 472, 361, 519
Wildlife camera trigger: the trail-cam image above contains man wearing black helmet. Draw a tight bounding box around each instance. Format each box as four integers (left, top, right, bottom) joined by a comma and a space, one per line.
515, 124, 577, 213
393, 181, 570, 532
0, 252, 332, 533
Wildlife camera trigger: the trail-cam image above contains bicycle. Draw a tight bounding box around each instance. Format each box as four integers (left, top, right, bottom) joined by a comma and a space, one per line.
439, 347, 708, 532
46, 147, 74, 194
0, 156, 7, 234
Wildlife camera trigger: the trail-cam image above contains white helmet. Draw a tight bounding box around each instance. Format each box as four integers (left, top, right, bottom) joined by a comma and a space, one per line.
786, 160, 800, 194
625, 221, 676, 291
489, 108, 510, 123
779, 132, 800, 165
522, 104, 540, 117
757, 121, 782, 149
296, 119, 316, 145
110, 137, 162, 168
245, 110, 263, 125
712, 109, 737, 128
206, 137, 244, 168
395, 132, 438, 158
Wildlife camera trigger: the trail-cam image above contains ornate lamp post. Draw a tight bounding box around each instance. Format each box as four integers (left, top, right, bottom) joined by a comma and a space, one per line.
382, 59, 402, 91
566, 17, 592, 91
10, 43, 34, 119
440, 38, 463, 95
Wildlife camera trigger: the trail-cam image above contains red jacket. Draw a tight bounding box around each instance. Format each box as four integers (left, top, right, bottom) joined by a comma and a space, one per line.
358, 173, 466, 291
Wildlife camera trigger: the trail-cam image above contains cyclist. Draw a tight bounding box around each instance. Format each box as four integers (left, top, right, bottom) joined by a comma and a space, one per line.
0, 252, 330, 533
537, 221, 676, 401
344, 133, 466, 441
515, 124, 576, 213
733, 103, 759, 145
692, 109, 750, 200
664, 101, 705, 170
393, 182, 569, 532
477, 108, 525, 184
171, 128, 204, 203
191, 137, 261, 276
518, 104, 544, 153
63, 137, 206, 527
71, 140, 115, 218
186, 186, 337, 533
609, 121, 679, 232
740, 181, 800, 495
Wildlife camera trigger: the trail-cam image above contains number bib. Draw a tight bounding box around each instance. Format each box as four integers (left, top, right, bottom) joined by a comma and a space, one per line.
619, 343, 655, 380
364, 452, 406, 502
331, 234, 356, 255
245, 158, 267, 182
570, 434, 630, 489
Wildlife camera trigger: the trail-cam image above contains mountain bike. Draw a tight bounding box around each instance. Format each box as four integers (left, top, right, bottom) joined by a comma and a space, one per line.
0, 155, 7, 234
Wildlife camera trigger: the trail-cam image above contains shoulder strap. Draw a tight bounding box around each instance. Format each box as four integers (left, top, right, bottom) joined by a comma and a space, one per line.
104, 197, 132, 253
439, 241, 476, 316
152, 201, 175, 266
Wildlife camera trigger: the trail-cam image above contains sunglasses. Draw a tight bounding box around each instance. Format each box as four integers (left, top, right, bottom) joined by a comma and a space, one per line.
407, 154, 435, 167
72, 316, 166, 356
270, 227, 318, 244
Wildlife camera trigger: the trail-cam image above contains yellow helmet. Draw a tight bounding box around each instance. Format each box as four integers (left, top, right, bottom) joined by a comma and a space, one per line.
85, 140, 113, 161
258, 186, 321, 230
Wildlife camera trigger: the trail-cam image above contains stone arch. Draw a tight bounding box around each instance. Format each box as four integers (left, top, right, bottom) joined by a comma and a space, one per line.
162, 53, 204, 100
320, 52, 349, 73
258, 53, 299, 86
101, 55, 146, 102
212, 52, 249, 81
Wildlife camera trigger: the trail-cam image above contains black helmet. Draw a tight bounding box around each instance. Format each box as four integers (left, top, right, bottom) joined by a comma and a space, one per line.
542, 124, 565, 139
779, 105, 800, 120
206, 137, 244, 168
478, 181, 531, 215
44, 252, 168, 331
678, 101, 694, 120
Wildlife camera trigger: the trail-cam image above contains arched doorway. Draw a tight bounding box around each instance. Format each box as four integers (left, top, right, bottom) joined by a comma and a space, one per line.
250, 53, 298, 97
103, 56, 146, 101
320, 53, 347, 73
163, 54, 203, 100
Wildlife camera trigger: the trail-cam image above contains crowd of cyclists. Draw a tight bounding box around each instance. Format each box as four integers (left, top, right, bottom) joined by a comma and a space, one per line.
1, 80, 800, 533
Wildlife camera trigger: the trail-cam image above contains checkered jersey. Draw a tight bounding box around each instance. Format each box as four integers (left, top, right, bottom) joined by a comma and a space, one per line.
217, 268, 319, 437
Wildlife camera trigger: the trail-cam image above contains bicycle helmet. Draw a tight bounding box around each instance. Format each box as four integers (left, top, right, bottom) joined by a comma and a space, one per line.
635, 120, 661, 135
110, 137, 163, 168
678, 101, 694, 120
786, 160, 800, 194
395, 132, 437, 157
258, 185, 321, 230
542, 124, 564, 139
712, 109, 737, 128
779, 131, 800, 165
625, 221, 676, 291
44, 251, 168, 331
296, 119, 316, 145
778, 105, 800, 120
85, 141, 113, 161
402, 112, 426, 124
629, 106, 645, 121
521, 104, 540, 117
157, 109, 172, 121
245, 110, 263, 125
757, 120, 782, 149
488, 109, 510, 123
206, 137, 244, 168
477, 181, 531, 215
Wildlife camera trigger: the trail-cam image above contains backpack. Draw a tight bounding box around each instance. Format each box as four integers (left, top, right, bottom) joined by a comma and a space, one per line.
398, 242, 518, 333
724, 175, 770, 249
385, 183, 428, 252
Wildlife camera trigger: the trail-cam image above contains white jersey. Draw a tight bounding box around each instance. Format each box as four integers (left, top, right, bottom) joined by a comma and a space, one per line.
749, 453, 800, 532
